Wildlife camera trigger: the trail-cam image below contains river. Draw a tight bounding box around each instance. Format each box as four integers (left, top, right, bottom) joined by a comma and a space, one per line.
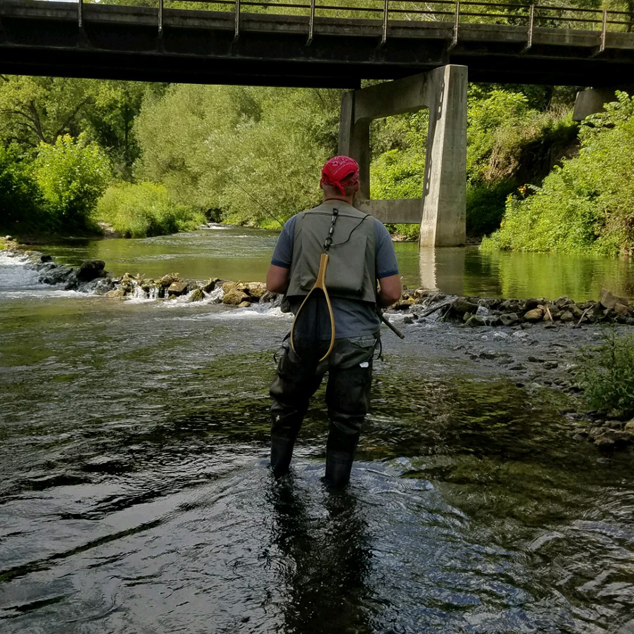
1, 229, 634, 633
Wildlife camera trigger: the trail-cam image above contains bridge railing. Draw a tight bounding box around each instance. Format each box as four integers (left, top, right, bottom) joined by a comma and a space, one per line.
86, 0, 634, 36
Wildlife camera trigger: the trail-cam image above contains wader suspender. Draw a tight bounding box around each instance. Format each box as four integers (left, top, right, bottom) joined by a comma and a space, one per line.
290, 208, 339, 361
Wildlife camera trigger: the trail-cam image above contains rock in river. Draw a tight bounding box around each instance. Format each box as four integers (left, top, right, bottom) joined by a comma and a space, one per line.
599, 288, 629, 310
76, 259, 106, 282
167, 281, 189, 297
524, 307, 545, 322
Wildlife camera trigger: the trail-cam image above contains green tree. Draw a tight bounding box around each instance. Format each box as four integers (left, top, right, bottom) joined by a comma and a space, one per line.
84, 80, 155, 179
95, 182, 205, 237
134, 84, 340, 226
0, 76, 93, 151
35, 134, 112, 230
0, 145, 47, 231
0, 75, 150, 177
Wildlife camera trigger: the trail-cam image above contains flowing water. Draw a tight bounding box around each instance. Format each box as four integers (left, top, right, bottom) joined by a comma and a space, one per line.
36, 226, 634, 301
2, 231, 634, 633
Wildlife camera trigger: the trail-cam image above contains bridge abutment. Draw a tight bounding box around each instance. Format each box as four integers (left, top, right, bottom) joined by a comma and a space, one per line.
339, 65, 467, 247
573, 85, 634, 121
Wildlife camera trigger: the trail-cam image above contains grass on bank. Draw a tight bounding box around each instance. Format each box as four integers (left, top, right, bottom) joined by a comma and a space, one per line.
576, 330, 634, 418
94, 182, 206, 238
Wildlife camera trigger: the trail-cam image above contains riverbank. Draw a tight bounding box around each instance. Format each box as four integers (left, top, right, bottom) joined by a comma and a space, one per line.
3, 244, 634, 455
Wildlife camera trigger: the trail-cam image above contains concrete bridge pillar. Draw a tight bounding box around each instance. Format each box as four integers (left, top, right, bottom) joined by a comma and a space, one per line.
338, 65, 467, 247
573, 85, 634, 121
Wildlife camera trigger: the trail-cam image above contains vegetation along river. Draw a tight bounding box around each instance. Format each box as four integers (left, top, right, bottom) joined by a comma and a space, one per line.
1, 227, 634, 633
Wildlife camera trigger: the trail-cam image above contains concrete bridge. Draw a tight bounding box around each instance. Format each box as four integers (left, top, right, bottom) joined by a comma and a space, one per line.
2, 0, 633, 245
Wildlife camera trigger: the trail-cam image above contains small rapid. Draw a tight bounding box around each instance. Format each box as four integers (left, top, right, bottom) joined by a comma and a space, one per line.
0, 252, 65, 299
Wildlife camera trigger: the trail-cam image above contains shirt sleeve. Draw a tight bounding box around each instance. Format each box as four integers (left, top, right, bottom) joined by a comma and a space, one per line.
374, 220, 399, 279
270, 216, 296, 268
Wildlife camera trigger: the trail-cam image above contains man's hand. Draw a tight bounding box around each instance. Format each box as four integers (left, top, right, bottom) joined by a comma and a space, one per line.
377, 274, 402, 308
266, 264, 290, 294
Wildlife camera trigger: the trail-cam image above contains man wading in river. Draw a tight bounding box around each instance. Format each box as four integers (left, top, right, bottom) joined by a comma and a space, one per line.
266, 156, 402, 487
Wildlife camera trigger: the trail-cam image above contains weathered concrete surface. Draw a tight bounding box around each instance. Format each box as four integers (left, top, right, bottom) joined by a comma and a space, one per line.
419, 65, 467, 248
339, 92, 371, 199
573, 85, 634, 121
1, 1, 634, 86
355, 199, 422, 225
340, 66, 467, 246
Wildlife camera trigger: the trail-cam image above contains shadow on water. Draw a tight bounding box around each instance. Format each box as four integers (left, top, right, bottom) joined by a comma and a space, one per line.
1, 295, 634, 632
268, 480, 371, 634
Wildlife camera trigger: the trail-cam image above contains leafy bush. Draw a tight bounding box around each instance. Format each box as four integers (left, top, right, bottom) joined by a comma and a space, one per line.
0, 145, 49, 232
34, 134, 111, 231
370, 148, 424, 201
576, 330, 634, 417
95, 182, 205, 237
483, 92, 634, 255
467, 89, 532, 181
466, 180, 517, 237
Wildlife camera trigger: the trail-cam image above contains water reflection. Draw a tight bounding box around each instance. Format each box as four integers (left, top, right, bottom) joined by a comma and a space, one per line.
415, 246, 634, 301
269, 479, 371, 634
419, 247, 468, 296
29, 228, 634, 301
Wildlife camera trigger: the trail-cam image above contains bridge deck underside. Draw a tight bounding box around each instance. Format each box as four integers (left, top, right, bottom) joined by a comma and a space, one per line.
1, 1, 634, 86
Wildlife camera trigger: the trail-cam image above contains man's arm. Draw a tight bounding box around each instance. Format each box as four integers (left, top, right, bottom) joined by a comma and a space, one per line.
374, 220, 402, 308
267, 216, 296, 294
377, 274, 402, 308
267, 265, 290, 294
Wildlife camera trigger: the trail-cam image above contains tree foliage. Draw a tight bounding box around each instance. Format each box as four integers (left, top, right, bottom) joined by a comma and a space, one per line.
483, 92, 634, 255
0, 75, 150, 177
134, 84, 340, 227
0, 76, 93, 150
34, 134, 112, 231
0, 145, 47, 231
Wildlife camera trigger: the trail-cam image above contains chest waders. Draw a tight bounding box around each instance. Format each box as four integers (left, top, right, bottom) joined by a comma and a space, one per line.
290, 207, 340, 361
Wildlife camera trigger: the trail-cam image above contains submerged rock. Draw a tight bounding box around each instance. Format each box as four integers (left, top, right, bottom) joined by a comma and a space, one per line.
85, 277, 116, 295
105, 289, 126, 299
452, 297, 479, 316
160, 273, 181, 288
223, 287, 249, 305
202, 278, 219, 293
614, 302, 630, 316
246, 282, 267, 299
465, 315, 486, 327
499, 313, 519, 327
39, 264, 75, 286
188, 288, 205, 302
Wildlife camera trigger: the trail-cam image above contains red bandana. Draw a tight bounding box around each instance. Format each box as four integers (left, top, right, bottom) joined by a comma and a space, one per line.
320, 156, 359, 196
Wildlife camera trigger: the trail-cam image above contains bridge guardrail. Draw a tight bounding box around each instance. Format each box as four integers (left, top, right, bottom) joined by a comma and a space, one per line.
15, 0, 634, 46
141, 0, 634, 32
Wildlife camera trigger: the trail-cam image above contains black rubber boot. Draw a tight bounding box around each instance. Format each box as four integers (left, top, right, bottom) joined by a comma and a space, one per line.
270, 436, 296, 479
324, 450, 354, 488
